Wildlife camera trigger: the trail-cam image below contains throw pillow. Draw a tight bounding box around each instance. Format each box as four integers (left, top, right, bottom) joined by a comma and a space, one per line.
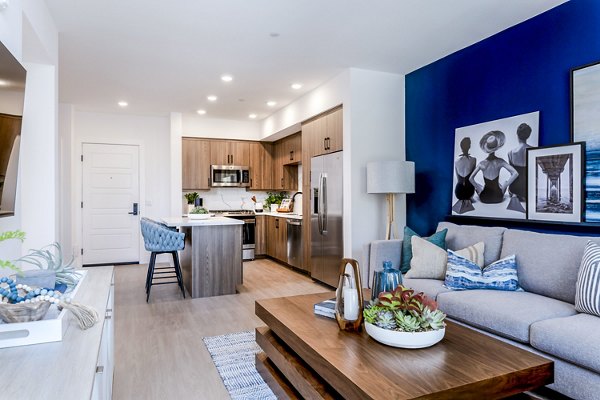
406, 236, 448, 280
445, 251, 520, 291
454, 241, 485, 268
575, 241, 600, 317
401, 226, 447, 273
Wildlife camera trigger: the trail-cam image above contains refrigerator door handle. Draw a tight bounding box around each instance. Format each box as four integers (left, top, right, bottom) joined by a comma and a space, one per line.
322, 173, 328, 234
318, 173, 323, 234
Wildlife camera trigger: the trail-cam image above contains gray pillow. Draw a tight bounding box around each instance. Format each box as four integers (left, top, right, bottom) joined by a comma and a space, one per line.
437, 222, 505, 266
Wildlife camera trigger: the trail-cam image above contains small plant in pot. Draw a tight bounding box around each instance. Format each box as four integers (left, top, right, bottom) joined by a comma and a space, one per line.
16, 243, 81, 292
264, 192, 288, 212
184, 192, 200, 214
188, 206, 211, 220
363, 285, 446, 348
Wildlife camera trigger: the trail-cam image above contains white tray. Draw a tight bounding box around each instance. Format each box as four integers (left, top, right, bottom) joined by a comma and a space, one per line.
0, 270, 87, 348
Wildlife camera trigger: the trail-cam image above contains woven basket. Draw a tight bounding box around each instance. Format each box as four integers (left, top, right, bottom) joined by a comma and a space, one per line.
0, 301, 51, 323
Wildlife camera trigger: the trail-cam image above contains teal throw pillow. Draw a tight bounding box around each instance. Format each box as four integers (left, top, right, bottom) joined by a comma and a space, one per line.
400, 226, 447, 274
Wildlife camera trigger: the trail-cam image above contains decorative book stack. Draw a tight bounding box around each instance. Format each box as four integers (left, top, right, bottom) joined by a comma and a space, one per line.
313, 298, 336, 319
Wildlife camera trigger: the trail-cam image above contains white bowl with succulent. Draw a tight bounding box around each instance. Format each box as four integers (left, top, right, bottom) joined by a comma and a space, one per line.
363, 285, 446, 349
188, 206, 211, 219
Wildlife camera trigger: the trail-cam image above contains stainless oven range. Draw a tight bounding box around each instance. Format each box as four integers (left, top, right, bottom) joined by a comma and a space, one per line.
212, 210, 255, 261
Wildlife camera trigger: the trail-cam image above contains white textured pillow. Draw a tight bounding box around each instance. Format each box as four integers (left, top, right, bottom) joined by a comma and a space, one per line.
406, 236, 447, 280
454, 242, 485, 268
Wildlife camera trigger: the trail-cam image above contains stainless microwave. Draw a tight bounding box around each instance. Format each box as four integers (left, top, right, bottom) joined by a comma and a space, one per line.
210, 165, 250, 187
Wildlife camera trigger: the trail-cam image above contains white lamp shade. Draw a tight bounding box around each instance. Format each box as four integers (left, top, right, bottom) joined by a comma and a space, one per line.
367, 161, 415, 194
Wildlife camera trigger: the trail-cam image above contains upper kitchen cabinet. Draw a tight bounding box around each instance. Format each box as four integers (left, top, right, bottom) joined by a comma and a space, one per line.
273, 138, 299, 191
182, 138, 211, 190
281, 132, 302, 165
210, 140, 250, 166
302, 106, 343, 157
248, 142, 274, 190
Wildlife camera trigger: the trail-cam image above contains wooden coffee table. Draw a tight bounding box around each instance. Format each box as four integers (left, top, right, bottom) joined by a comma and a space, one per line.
255, 292, 553, 399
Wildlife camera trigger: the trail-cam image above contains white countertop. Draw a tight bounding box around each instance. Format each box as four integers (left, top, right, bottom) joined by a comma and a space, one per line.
161, 216, 244, 227
257, 211, 303, 220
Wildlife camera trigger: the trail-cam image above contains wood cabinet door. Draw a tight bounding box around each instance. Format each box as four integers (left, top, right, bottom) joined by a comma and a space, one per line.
326, 107, 343, 153
249, 142, 274, 190
282, 133, 302, 165
210, 140, 229, 165
276, 218, 288, 262
255, 216, 267, 256
266, 216, 277, 258
230, 141, 250, 166
272, 142, 284, 190
182, 138, 210, 190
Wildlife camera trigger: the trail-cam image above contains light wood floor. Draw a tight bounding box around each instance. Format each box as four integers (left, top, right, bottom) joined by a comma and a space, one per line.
113, 258, 330, 400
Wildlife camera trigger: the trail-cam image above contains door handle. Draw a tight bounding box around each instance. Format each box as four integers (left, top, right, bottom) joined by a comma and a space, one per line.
128, 203, 139, 215
322, 175, 328, 234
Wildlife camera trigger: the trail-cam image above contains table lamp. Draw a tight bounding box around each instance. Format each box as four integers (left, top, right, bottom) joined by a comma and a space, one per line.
367, 160, 415, 240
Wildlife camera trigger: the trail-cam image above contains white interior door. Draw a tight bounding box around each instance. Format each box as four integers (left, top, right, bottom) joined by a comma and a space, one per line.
82, 143, 140, 265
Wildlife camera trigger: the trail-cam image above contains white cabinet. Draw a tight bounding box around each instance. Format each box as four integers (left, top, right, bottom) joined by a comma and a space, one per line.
91, 275, 115, 400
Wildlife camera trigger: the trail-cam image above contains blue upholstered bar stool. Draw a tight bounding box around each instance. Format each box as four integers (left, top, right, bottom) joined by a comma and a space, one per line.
140, 218, 186, 302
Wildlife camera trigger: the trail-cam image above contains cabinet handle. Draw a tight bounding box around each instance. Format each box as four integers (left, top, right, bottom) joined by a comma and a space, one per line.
290, 151, 293, 161
281, 177, 284, 188
275, 219, 279, 229
250, 178, 253, 187
324, 138, 327, 151
326, 137, 330, 150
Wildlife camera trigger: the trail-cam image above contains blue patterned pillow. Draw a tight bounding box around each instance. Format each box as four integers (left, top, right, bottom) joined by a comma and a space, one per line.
445, 250, 520, 291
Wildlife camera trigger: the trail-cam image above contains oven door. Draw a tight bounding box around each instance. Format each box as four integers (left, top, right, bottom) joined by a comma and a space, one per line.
211, 165, 242, 187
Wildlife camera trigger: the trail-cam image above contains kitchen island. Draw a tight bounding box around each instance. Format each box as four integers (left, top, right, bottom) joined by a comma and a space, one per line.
162, 217, 243, 298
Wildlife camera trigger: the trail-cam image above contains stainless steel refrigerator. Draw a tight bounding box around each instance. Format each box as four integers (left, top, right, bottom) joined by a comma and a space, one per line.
311, 151, 343, 287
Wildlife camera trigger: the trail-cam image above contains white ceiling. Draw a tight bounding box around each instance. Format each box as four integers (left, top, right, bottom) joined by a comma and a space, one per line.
45, 0, 567, 120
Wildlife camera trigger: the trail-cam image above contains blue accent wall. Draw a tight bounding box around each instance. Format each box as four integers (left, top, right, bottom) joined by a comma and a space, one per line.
405, 0, 600, 235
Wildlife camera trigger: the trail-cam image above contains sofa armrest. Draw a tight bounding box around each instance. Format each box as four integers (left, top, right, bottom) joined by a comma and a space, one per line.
364, 239, 403, 288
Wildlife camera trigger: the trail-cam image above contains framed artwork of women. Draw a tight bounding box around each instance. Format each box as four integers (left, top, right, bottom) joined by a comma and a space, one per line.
451, 111, 540, 219
571, 60, 600, 222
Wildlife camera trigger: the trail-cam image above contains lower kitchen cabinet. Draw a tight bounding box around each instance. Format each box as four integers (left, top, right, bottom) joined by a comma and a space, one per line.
266, 216, 287, 263
255, 215, 267, 256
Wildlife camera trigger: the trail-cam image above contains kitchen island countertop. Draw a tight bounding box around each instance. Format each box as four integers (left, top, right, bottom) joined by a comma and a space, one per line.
161, 216, 244, 227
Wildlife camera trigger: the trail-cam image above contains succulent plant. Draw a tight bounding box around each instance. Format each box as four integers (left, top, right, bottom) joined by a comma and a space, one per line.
395, 312, 421, 332
364, 284, 446, 333
16, 243, 81, 289
190, 206, 208, 214
375, 310, 397, 330
422, 308, 446, 331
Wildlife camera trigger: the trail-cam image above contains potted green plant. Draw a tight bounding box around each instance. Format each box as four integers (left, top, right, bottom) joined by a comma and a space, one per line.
264, 192, 288, 212
188, 206, 211, 220
363, 285, 446, 348
16, 243, 81, 292
0, 230, 25, 272
184, 192, 199, 214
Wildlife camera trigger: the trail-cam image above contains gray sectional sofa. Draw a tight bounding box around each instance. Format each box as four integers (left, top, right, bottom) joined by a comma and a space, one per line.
364, 222, 600, 400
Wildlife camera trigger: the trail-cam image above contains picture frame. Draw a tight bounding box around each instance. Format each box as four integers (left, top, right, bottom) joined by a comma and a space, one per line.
451, 111, 539, 219
571, 60, 600, 222
526, 143, 584, 223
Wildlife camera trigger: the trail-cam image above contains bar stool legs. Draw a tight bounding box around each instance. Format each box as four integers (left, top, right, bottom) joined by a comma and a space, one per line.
146, 251, 186, 302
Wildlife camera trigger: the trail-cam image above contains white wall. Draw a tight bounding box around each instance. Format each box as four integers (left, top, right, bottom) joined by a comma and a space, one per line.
182, 114, 260, 140
67, 110, 171, 264
0, 0, 59, 276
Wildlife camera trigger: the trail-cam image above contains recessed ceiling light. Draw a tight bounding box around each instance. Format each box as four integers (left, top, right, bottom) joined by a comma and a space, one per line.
0, 80, 8, 86
207, 95, 217, 102
197, 109, 206, 115
266, 101, 277, 107
269, 32, 280, 38
118, 101, 128, 107
249, 114, 257, 119
291, 83, 302, 90
221, 75, 233, 82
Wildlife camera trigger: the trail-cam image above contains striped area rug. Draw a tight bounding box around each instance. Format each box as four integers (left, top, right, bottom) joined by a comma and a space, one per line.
203, 331, 277, 400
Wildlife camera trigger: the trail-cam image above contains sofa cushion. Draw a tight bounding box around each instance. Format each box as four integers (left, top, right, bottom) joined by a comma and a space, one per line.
531, 313, 600, 374
437, 222, 505, 266
444, 252, 520, 291
576, 241, 600, 317
436, 290, 577, 343
401, 278, 452, 300
401, 226, 447, 273
500, 229, 600, 304
405, 236, 448, 280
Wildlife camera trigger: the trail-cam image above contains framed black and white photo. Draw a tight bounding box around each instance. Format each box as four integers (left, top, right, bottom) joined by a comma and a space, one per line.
451, 111, 539, 219
526, 143, 584, 223
571, 61, 600, 222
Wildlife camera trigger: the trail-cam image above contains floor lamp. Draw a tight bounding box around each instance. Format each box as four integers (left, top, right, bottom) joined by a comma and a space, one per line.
367, 161, 415, 240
